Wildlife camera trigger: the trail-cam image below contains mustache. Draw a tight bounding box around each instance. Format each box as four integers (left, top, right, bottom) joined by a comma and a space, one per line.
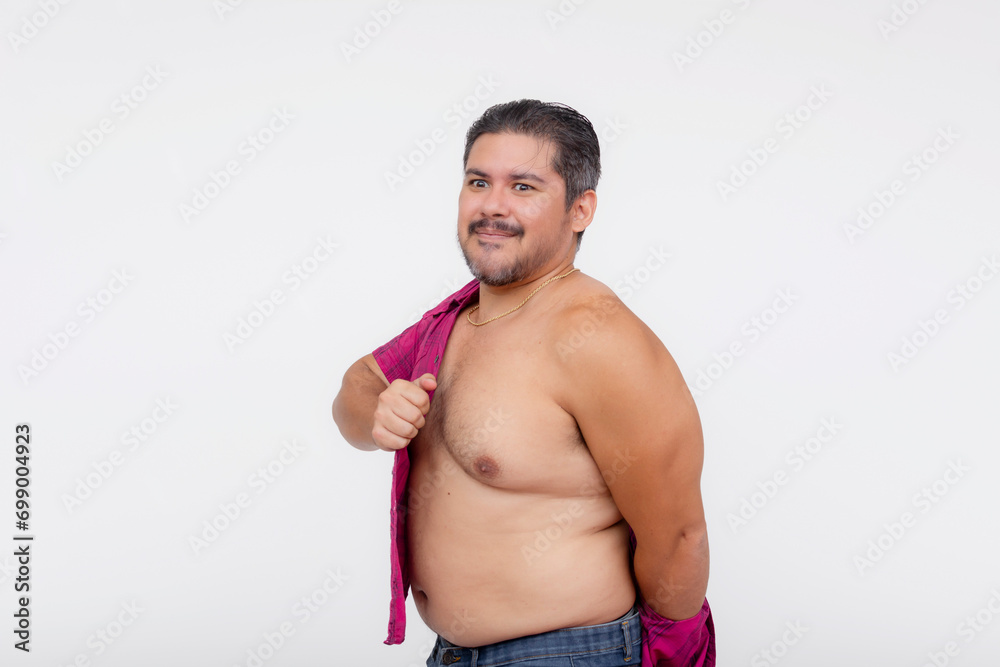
468, 219, 523, 236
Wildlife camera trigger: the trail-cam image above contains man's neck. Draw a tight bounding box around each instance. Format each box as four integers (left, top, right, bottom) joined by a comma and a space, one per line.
471, 262, 578, 324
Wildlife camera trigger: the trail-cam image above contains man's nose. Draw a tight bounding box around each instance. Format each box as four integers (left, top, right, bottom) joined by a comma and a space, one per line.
481, 186, 509, 217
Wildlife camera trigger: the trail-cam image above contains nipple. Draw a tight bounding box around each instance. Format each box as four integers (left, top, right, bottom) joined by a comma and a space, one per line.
474, 455, 500, 479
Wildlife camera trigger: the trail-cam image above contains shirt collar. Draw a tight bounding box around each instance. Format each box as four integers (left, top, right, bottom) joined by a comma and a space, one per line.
428, 278, 479, 317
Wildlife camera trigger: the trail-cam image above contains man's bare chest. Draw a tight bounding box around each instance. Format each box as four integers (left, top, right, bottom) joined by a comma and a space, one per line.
412, 311, 594, 492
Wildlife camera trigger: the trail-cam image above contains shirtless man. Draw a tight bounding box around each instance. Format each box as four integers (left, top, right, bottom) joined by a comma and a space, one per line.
333, 100, 711, 665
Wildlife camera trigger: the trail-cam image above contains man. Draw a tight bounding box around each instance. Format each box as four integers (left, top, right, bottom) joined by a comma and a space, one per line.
333, 100, 715, 666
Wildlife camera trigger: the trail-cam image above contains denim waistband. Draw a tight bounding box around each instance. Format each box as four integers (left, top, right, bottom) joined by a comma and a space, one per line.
428, 604, 641, 666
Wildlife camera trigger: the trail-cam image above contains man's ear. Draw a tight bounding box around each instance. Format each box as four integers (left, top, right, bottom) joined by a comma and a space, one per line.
570, 190, 597, 234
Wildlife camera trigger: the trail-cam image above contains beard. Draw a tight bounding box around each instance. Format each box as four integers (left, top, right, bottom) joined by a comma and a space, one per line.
457, 218, 555, 287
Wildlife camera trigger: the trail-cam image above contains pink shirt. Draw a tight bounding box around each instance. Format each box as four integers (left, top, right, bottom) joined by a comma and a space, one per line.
372, 278, 715, 666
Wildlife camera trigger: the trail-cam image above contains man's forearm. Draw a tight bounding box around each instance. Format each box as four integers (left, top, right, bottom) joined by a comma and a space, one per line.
634, 526, 710, 620
332, 363, 385, 451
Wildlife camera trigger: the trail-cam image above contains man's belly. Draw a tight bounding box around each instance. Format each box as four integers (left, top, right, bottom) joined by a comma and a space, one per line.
407, 452, 636, 647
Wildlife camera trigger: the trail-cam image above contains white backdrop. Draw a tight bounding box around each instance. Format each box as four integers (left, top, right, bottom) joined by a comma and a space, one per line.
2, 1, 998, 665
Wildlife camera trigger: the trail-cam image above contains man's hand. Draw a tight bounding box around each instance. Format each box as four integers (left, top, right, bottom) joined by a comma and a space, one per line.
371, 373, 437, 451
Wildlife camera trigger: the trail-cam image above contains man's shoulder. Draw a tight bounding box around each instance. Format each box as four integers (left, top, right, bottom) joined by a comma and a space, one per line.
556, 273, 624, 314
548, 273, 651, 363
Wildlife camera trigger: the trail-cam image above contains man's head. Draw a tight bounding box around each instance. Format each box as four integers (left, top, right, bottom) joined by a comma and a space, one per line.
457, 100, 600, 288
462, 100, 601, 253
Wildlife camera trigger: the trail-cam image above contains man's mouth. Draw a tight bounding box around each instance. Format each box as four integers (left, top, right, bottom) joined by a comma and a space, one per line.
477, 229, 514, 238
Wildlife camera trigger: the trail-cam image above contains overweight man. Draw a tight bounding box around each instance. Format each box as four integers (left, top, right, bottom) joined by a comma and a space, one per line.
333, 100, 714, 666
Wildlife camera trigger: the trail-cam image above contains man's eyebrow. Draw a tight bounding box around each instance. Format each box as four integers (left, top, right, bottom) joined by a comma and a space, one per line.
510, 171, 546, 184
464, 168, 546, 184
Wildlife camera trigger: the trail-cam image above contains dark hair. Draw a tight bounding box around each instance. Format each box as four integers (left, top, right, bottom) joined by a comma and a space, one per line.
463, 99, 600, 251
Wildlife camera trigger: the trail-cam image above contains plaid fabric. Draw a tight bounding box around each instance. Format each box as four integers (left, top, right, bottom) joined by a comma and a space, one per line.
372, 278, 480, 645
629, 530, 717, 666
372, 278, 715, 665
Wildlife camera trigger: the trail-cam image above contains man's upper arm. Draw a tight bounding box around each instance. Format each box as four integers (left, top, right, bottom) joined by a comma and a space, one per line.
359, 352, 390, 387
559, 297, 706, 550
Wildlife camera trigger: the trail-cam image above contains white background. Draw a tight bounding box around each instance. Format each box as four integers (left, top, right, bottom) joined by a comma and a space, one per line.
2, 1, 999, 665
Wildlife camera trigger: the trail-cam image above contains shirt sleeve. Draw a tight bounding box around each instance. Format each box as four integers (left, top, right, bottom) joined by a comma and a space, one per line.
372, 319, 421, 384
639, 598, 716, 667
629, 526, 716, 666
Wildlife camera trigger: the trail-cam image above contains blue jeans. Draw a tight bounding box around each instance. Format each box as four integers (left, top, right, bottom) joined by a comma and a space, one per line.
425, 604, 641, 666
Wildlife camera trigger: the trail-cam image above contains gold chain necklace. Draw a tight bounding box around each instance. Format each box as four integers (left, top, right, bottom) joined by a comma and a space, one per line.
466, 268, 580, 326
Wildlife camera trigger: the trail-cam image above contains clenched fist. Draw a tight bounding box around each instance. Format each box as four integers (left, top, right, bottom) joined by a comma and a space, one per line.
371, 372, 437, 451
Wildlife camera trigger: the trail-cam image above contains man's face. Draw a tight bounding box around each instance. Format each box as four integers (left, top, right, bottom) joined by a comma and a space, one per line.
457, 132, 575, 287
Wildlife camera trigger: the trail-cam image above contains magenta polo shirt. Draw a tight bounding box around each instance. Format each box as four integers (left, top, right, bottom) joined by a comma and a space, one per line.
372, 278, 715, 666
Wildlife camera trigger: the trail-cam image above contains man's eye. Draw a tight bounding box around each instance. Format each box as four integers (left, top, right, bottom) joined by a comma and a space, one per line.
469, 179, 487, 188
514, 183, 533, 192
